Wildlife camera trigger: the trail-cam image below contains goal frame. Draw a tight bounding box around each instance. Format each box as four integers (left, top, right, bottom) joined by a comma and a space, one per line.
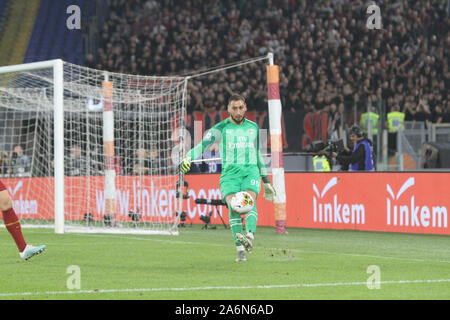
0, 54, 287, 235
0, 59, 65, 234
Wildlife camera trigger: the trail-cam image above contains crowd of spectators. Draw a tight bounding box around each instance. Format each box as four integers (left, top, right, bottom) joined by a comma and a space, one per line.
0, 145, 31, 177
2, 0, 448, 178
0, 144, 171, 178
87, 0, 449, 131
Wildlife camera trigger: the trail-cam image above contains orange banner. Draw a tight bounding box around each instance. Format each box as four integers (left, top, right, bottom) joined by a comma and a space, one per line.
182, 173, 450, 235
1, 173, 448, 235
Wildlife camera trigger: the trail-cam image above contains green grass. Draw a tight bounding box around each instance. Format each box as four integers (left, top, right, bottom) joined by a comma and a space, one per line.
0, 225, 449, 300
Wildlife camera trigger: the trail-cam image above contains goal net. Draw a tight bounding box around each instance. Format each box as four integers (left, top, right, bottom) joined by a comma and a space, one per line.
0, 59, 187, 235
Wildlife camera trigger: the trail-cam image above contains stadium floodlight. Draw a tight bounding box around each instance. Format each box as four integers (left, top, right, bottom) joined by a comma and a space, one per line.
0, 59, 187, 235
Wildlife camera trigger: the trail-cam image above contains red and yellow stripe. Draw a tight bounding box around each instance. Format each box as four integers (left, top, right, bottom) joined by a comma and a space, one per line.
266, 65, 287, 234
102, 81, 116, 217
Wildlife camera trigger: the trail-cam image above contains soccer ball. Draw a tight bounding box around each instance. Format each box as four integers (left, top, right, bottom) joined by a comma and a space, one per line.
230, 191, 254, 214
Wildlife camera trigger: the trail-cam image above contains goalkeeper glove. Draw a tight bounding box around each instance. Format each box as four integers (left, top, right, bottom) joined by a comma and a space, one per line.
262, 176, 276, 201
179, 157, 192, 174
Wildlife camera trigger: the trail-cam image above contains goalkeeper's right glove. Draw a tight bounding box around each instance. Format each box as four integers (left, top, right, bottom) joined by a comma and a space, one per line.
180, 157, 192, 174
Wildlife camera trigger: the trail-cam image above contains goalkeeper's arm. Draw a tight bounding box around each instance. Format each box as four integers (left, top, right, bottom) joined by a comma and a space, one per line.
255, 129, 275, 201
179, 128, 218, 174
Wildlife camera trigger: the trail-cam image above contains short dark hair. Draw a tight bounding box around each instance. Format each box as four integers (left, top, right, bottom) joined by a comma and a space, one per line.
228, 93, 245, 105
349, 125, 363, 137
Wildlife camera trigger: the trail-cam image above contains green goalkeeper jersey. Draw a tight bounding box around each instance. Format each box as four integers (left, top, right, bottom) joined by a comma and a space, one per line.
188, 118, 268, 178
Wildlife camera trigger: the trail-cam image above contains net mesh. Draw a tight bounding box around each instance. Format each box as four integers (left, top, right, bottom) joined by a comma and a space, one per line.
0, 61, 188, 234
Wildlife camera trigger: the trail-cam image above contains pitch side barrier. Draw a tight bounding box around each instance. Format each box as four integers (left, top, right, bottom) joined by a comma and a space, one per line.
1, 172, 448, 235
175, 172, 450, 236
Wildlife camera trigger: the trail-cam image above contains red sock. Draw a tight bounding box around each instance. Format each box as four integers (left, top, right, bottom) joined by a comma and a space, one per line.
2, 207, 27, 252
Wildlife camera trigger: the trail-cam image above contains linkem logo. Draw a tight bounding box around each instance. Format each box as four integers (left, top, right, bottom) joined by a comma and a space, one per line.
7, 181, 38, 215
386, 177, 448, 228
313, 177, 365, 225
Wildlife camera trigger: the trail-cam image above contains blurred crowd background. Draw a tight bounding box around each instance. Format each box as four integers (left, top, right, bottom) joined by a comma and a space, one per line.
86, 0, 449, 124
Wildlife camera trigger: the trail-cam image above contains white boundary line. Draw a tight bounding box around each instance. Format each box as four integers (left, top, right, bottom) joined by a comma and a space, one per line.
0, 279, 449, 297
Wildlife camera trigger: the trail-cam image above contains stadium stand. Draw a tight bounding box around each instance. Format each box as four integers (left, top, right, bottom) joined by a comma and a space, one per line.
24, 0, 96, 65
2, 0, 448, 155
0, 0, 11, 31
87, 0, 448, 152
0, 0, 39, 66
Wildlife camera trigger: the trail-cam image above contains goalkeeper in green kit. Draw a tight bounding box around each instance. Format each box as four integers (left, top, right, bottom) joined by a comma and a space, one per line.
180, 94, 276, 262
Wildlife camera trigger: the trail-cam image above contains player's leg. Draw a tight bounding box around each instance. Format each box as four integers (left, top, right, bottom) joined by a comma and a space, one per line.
243, 190, 258, 235
224, 193, 244, 243
234, 190, 257, 253
221, 176, 246, 262
234, 191, 258, 253
0, 188, 27, 252
237, 171, 262, 253
225, 194, 247, 262
0, 181, 45, 260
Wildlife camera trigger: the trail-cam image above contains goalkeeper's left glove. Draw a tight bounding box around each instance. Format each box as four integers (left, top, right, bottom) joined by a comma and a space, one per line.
262, 176, 276, 201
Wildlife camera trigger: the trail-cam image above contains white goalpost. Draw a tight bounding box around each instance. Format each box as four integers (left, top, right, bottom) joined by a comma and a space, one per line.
0, 54, 287, 235
0, 59, 65, 233
0, 59, 186, 235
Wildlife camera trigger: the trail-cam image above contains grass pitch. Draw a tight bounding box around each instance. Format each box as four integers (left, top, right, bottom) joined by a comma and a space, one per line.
0, 224, 449, 300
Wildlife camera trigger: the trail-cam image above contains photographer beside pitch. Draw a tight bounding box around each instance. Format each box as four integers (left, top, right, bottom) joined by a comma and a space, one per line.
179, 94, 276, 262
331, 125, 375, 171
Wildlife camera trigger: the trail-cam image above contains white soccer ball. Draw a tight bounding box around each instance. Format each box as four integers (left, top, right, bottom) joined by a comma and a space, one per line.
230, 191, 254, 214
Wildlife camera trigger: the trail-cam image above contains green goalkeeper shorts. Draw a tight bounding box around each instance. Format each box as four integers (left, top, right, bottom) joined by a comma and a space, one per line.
220, 165, 261, 202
